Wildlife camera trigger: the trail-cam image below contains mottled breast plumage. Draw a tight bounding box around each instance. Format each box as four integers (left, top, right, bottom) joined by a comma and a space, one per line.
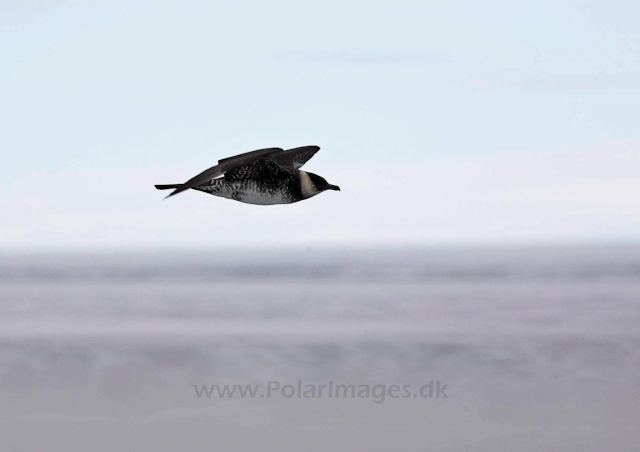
193, 159, 303, 205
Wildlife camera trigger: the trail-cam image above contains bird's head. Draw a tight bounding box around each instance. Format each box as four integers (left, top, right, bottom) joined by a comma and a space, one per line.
300, 171, 340, 198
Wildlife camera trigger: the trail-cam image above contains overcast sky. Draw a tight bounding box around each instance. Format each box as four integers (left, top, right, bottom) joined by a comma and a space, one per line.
1, 0, 639, 250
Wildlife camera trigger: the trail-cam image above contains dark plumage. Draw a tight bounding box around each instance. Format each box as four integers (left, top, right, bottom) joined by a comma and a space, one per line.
155, 145, 340, 205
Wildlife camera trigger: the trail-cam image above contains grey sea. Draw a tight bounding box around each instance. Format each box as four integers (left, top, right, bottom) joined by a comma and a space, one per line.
1, 245, 639, 451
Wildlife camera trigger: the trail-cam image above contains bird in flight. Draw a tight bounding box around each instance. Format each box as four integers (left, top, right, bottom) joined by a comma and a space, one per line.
155, 145, 340, 205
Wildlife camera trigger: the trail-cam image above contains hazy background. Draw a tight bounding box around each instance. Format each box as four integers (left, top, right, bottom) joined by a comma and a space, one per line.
1, 0, 639, 249
1, 1, 640, 451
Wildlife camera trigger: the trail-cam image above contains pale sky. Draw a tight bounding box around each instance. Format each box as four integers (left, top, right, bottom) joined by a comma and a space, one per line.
1, 0, 639, 250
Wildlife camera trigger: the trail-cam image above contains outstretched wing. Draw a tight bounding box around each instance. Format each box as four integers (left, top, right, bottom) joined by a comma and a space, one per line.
163, 147, 284, 198
271, 145, 320, 169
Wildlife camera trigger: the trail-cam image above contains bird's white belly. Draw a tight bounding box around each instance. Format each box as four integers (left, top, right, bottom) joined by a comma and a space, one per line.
237, 189, 289, 205
201, 181, 291, 205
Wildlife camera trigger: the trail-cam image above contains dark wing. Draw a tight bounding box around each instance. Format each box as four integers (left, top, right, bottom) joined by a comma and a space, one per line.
271, 145, 320, 169
164, 147, 284, 198
217, 147, 284, 165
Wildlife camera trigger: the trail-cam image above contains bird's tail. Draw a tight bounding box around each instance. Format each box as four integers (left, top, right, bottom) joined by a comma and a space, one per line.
155, 184, 180, 190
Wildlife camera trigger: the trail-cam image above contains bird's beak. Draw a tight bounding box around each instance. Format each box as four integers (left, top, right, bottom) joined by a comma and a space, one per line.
327, 184, 340, 191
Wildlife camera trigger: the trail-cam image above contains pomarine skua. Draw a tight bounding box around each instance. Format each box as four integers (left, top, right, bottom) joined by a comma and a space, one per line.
155, 145, 340, 205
